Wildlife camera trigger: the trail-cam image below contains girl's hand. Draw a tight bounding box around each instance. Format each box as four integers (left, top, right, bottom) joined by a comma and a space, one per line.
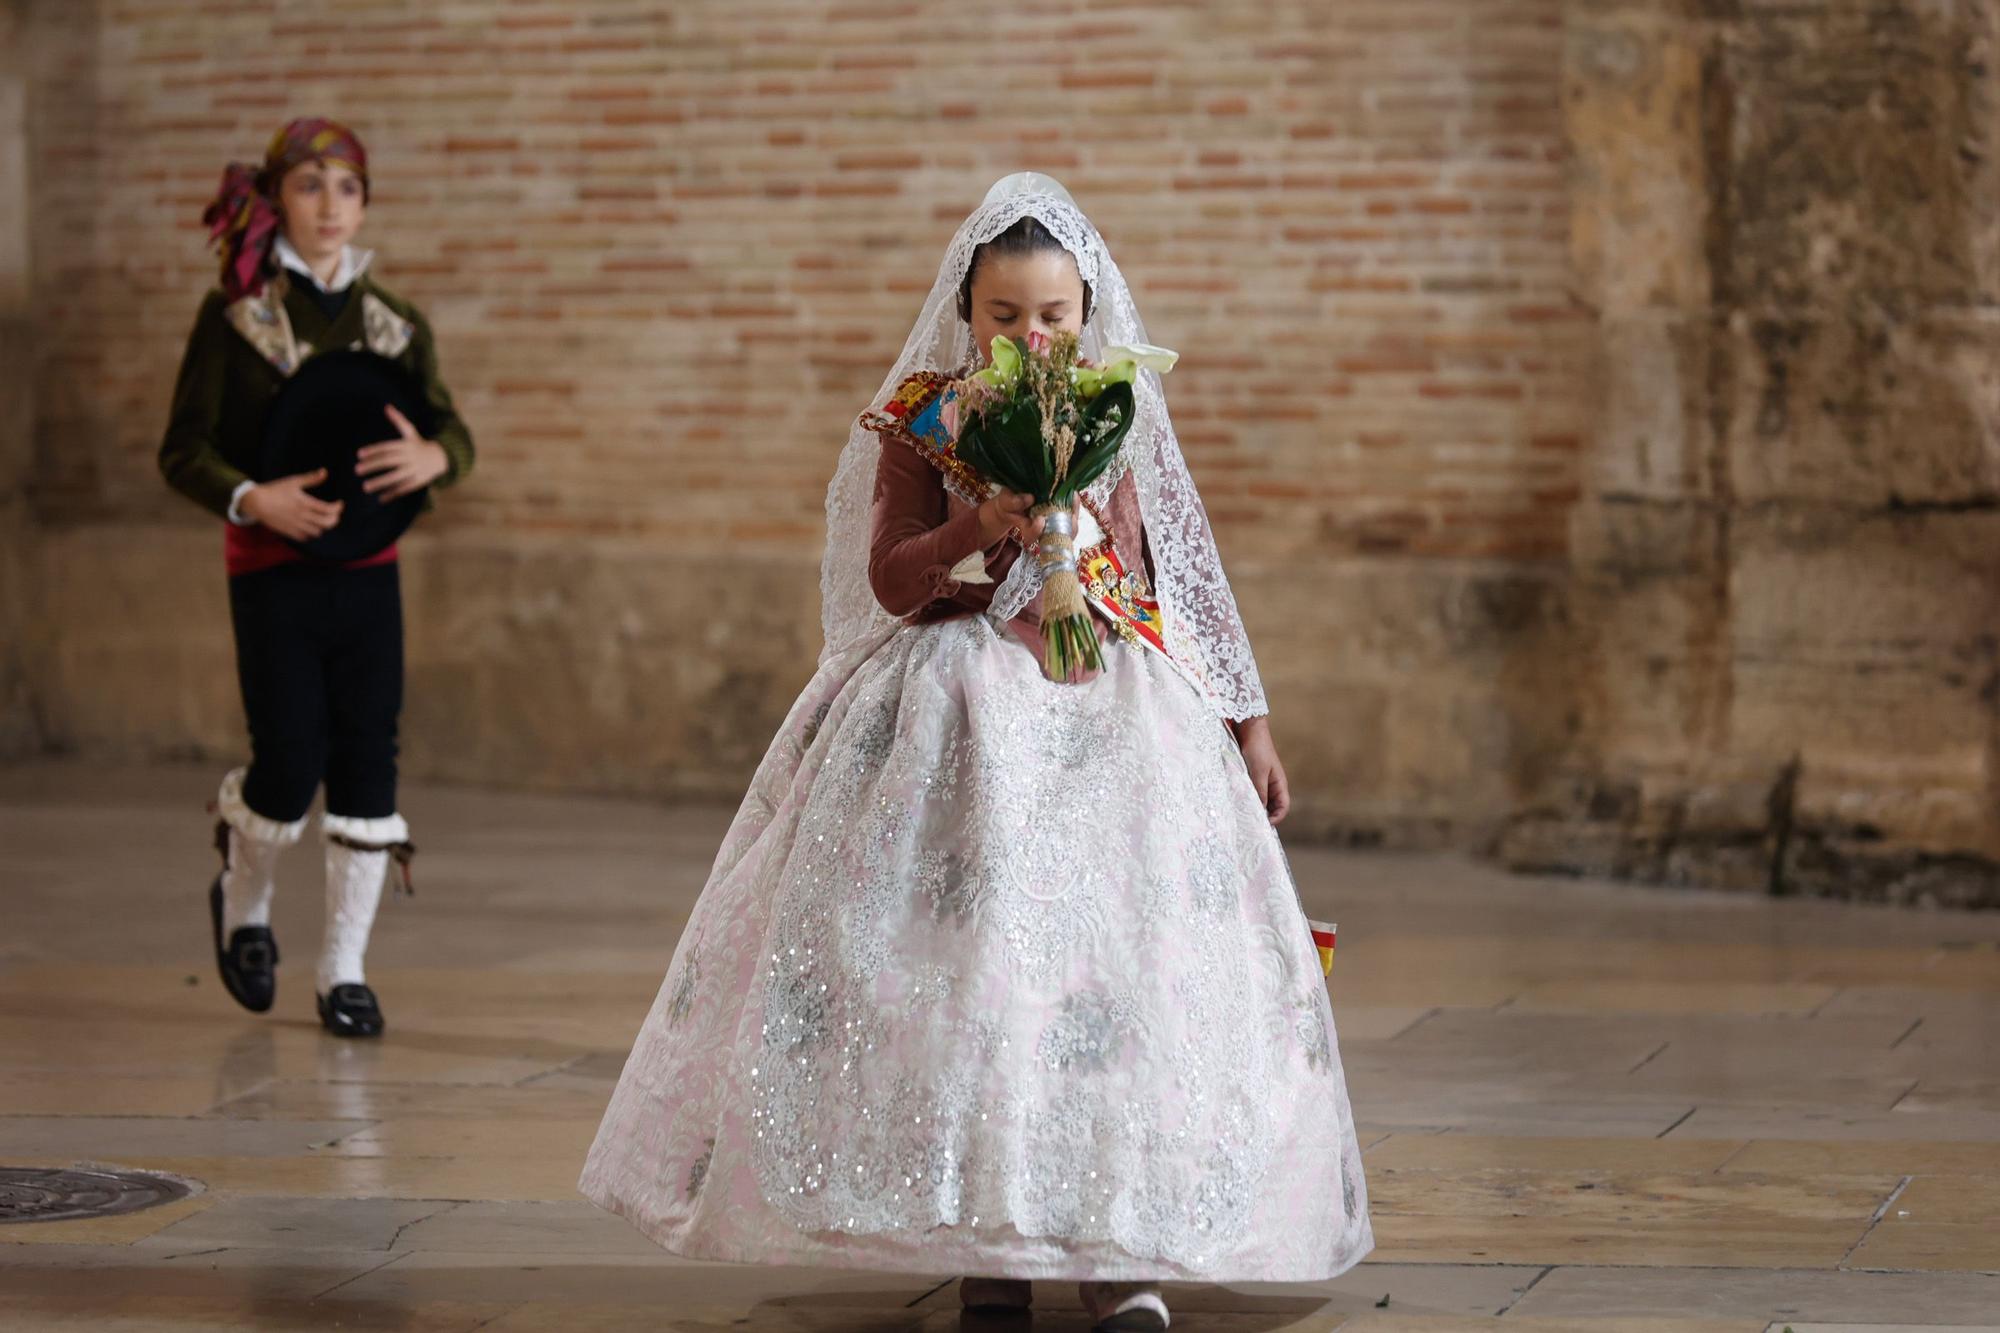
1235, 716, 1292, 825
977, 492, 1085, 549
977, 488, 1044, 547
357, 405, 449, 500
240, 468, 342, 542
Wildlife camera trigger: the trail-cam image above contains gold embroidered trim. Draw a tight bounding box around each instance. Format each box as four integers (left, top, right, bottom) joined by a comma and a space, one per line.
222, 279, 303, 377
223, 278, 415, 373
361, 292, 414, 359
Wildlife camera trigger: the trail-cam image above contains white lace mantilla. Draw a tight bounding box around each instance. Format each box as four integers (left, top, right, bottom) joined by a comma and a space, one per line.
819, 176, 1270, 721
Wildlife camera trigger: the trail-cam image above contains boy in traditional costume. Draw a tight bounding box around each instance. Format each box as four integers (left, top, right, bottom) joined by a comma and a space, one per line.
580, 175, 1370, 1329
160, 118, 474, 1038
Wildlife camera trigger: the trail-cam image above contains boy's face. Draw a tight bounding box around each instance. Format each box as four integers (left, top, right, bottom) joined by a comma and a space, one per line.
276, 159, 366, 268
967, 249, 1086, 357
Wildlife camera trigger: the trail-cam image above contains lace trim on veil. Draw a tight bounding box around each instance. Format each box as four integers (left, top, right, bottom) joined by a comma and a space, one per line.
819, 176, 1269, 721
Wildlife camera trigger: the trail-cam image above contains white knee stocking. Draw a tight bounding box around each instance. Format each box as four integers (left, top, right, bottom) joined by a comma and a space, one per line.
317, 812, 411, 993
215, 768, 308, 935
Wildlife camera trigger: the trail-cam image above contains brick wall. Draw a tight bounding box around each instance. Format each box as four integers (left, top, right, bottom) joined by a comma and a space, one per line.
10, 0, 1589, 837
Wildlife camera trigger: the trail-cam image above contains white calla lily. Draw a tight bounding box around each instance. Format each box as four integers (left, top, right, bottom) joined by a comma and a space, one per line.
1099, 343, 1179, 375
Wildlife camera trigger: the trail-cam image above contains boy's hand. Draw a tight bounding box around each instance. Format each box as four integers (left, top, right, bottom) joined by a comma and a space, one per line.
357, 405, 449, 500
241, 468, 342, 542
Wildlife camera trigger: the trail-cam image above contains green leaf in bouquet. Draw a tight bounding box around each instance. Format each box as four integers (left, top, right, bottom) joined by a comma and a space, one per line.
1053, 381, 1135, 499
956, 431, 1033, 497
956, 402, 1046, 498
958, 393, 1066, 502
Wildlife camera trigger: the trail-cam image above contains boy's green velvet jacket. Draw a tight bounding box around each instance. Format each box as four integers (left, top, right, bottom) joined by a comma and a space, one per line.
159, 272, 474, 520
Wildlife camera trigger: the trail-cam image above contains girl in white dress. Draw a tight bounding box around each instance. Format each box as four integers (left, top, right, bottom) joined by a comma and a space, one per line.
580, 174, 1372, 1331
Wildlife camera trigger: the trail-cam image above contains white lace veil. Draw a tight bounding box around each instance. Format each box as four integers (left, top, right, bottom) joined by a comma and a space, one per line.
816, 173, 1270, 721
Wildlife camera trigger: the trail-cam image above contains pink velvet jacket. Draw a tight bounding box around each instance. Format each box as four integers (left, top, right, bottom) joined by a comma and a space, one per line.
867, 434, 1150, 676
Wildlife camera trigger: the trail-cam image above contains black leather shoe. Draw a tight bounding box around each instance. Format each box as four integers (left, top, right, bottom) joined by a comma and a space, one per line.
316, 983, 386, 1038
208, 877, 278, 1013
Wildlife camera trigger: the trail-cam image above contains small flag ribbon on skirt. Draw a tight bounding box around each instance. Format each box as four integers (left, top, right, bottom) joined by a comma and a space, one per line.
1308, 919, 1337, 976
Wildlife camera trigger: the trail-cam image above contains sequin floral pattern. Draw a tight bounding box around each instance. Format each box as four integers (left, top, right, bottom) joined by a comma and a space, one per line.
579, 615, 1373, 1282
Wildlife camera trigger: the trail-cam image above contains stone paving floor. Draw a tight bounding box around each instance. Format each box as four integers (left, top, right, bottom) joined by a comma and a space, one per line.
2, 759, 1997, 1331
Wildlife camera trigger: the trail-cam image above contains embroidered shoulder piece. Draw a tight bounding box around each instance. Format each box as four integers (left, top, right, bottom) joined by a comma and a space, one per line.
858, 371, 990, 505
361, 292, 415, 359
224, 281, 415, 374
223, 285, 304, 377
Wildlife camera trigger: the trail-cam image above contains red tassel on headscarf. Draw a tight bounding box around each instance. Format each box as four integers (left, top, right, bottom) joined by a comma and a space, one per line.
202, 162, 282, 302
200, 117, 370, 302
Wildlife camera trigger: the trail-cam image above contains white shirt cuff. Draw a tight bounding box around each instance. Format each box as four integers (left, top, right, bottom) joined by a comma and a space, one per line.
227, 479, 259, 526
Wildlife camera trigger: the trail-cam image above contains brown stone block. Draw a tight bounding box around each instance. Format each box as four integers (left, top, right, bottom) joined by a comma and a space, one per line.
1780, 832, 2000, 908
1563, 0, 1711, 19
1492, 760, 1737, 884
1568, 501, 1730, 766
26, 521, 241, 759
1241, 560, 1579, 844
400, 538, 820, 800
1570, 494, 1724, 586
17, 523, 826, 803
1563, 6, 1712, 312
1500, 741, 2000, 905
1582, 580, 1719, 755
1724, 311, 2000, 507
1728, 506, 1998, 762
1496, 750, 1810, 894
1382, 677, 1552, 811
0, 508, 38, 756
1243, 560, 1574, 679
1264, 677, 1394, 810
1719, 5, 2000, 312
1792, 761, 1999, 855
1589, 314, 1716, 501
1657, 827, 1785, 892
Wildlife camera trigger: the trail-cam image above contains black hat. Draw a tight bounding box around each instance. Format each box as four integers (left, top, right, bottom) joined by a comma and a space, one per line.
257, 349, 436, 562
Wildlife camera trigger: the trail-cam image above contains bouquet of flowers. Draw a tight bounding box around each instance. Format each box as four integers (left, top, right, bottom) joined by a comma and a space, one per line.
949, 331, 1177, 680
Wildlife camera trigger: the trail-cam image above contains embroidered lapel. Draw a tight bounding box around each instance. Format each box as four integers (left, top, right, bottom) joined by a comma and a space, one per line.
222, 279, 305, 377
221, 277, 415, 373
360, 290, 414, 358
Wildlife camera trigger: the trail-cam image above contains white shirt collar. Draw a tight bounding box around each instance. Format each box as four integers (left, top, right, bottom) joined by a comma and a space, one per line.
273, 234, 375, 294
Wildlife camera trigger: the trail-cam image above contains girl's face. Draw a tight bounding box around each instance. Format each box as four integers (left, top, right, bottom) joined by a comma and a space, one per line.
966, 248, 1086, 359
276, 159, 366, 267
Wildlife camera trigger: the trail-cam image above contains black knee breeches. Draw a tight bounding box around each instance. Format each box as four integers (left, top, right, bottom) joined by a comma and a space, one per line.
228, 562, 403, 823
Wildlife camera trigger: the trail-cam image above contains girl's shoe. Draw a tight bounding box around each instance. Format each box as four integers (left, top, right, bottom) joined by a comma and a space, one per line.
959, 1277, 1033, 1311
1079, 1281, 1169, 1332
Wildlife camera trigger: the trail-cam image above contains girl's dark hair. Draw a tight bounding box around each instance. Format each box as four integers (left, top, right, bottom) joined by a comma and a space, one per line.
957, 216, 1094, 323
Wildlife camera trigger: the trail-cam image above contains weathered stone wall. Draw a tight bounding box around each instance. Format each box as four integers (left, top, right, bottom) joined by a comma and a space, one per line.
1496, 1, 2000, 906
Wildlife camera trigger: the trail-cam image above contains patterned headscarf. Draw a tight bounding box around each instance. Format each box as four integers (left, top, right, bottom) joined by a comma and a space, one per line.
202, 117, 370, 301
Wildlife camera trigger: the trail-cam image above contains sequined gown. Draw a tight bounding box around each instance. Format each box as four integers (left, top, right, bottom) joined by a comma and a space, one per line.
578, 440, 1375, 1283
